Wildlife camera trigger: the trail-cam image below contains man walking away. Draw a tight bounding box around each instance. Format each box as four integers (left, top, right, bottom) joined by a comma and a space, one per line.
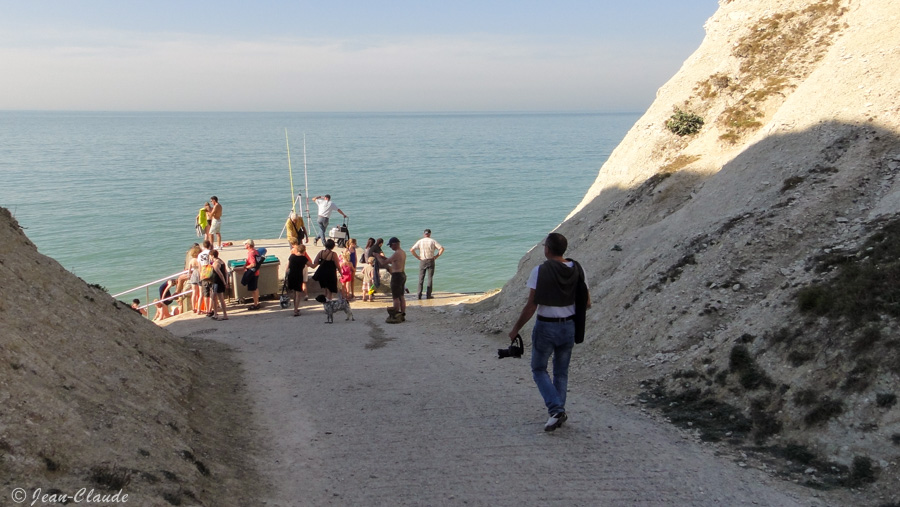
409, 229, 444, 299
312, 194, 347, 246
508, 232, 590, 432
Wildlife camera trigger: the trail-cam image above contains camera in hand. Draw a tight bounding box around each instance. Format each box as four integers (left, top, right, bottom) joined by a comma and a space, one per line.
498, 334, 524, 359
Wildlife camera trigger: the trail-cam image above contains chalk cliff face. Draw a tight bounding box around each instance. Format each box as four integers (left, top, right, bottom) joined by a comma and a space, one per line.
487, 0, 900, 495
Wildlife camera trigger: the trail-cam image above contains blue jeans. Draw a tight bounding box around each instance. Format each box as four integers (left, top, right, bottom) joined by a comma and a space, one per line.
531, 319, 575, 416
316, 216, 329, 241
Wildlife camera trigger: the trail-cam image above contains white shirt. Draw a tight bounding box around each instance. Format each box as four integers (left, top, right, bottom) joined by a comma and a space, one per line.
315, 198, 338, 218
198, 249, 211, 266
526, 261, 585, 318
411, 237, 443, 260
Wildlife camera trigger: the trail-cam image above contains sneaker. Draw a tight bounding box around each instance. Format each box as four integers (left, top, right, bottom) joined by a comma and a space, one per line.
400, 312, 406, 322
544, 412, 567, 432
385, 314, 402, 324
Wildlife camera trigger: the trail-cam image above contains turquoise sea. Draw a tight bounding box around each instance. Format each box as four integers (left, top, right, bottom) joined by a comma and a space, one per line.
0, 111, 638, 296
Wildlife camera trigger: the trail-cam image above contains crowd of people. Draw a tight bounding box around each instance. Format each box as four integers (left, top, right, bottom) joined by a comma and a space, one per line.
142, 193, 450, 325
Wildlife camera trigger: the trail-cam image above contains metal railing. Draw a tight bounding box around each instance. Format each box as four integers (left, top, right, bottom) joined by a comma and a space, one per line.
112, 270, 189, 319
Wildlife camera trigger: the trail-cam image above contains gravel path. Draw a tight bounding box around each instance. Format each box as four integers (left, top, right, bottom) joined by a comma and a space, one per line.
167, 297, 820, 506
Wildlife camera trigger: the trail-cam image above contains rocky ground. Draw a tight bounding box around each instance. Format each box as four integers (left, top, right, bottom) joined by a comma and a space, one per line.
159, 294, 857, 506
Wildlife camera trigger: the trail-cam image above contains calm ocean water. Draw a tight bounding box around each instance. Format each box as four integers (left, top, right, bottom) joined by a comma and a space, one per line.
0, 111, 638, 296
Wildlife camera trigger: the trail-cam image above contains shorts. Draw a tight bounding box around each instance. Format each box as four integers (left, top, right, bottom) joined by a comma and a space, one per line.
213, 282, 226, 294
302, 266, 309, 282
209, 218, 221, 234
390, 272, 407, 299
202, 280, 213, 297
190, 270, 200, 285
247, 273, 259, 292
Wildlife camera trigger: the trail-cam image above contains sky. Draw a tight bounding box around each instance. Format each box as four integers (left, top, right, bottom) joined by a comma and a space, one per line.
0, 1, 719, 112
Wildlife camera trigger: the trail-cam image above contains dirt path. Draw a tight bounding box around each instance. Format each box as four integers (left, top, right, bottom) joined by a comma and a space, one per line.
165, 296, 822, 506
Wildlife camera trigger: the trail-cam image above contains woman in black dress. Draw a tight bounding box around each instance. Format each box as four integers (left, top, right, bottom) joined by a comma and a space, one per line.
311, 239, 340, 300
286, 241, 309, 316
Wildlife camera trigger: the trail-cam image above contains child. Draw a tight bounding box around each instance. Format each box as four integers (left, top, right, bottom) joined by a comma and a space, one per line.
344, 238, 358, 299
361, 257, 376, 302
339, 250, 354, 300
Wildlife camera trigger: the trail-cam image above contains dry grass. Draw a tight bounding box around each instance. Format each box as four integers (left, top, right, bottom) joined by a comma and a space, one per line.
690, 0, 849, 143
660, 154, 701, 174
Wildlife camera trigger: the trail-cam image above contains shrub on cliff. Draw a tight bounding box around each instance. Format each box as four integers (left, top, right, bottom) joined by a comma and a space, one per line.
666, 109, 705, 136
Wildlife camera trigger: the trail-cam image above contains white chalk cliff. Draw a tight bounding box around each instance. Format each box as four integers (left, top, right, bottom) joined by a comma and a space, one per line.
485, 0, 900, 495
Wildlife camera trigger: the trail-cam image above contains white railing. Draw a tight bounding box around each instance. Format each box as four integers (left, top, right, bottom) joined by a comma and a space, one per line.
112, 270, 189, 319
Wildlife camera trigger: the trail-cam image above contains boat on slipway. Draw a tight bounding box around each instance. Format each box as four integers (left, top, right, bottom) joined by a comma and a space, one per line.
112, 131, 479, 318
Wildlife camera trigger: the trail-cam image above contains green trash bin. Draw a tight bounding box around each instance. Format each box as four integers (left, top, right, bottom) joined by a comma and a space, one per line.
228, 255, 280, 302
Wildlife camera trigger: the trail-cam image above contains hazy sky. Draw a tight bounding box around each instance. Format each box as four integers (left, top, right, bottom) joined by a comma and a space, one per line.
0, 1, 719, 112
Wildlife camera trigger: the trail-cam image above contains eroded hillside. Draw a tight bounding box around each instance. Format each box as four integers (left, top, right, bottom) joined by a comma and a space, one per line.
0, 207, 261, 506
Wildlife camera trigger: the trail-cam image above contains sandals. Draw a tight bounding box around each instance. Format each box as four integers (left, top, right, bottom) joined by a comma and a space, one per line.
293, 310, 300, 317
248, 304, 261, 311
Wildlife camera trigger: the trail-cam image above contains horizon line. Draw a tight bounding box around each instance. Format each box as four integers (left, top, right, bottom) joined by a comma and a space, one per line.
0, 108, 644, 116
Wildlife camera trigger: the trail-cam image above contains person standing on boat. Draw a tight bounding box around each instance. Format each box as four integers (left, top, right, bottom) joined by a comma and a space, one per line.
409, 229, 444, 300
244, 239, 261, 310
310, 239, 340, 300
209, 196, 223, 249
198, 240, 214, 315
209, 249, 229, 320
197, 202, 211, 244
371, 237, 386, 288
286, 241, 309, 315
311, 194, 347, 246
382, 237, 407, 324
285, 211, 307, 245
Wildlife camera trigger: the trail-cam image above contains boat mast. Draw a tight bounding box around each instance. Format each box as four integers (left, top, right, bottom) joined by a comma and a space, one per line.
303, 134, 313, 233
278, 129, 302, 239
286, 129, 296, 213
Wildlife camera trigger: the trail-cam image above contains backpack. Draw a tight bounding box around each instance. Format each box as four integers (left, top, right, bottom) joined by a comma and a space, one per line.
200, 264, 215, 281
249, 248, 266, 272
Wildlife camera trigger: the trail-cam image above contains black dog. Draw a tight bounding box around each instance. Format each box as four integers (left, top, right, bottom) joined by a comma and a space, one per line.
315, 294, 354, 323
